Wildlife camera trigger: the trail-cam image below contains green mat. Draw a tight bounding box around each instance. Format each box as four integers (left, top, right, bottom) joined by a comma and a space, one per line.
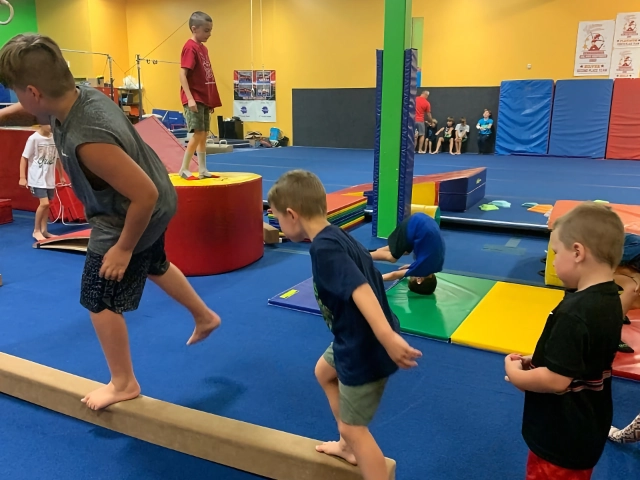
387, 273, 496, 341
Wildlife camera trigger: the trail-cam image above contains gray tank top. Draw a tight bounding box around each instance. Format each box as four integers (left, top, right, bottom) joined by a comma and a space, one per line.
52, 86, 177, 255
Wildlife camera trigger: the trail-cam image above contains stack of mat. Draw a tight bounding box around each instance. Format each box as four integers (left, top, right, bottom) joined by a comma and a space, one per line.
267, 192, 366, 236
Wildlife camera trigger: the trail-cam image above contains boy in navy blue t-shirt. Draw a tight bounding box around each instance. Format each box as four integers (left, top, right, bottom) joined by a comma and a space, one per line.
371, 212, 445, 295
268, 170, 422, 479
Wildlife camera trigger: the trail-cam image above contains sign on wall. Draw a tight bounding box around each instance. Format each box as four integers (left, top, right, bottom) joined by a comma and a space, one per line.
574, 20, 615, 76
232, 69, 276, 122
609, 49, 640, 79
614, 12, 640, 49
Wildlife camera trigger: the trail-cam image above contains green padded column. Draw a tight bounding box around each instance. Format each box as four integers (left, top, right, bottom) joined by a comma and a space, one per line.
377, 0, 413, 238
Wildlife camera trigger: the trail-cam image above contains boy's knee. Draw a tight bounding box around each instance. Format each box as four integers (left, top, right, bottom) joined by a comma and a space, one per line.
314, 356, 336, 384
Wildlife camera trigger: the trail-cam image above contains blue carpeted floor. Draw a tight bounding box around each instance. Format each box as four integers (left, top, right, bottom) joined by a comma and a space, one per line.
1, 147, 639, 479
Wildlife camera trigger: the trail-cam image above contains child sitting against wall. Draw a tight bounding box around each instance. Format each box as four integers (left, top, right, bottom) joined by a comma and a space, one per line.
454, 117, 469, 155
426, 119, 438, 154
433, 117, 455, 155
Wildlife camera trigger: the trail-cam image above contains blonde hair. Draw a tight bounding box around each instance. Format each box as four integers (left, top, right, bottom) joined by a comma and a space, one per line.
0, 34, 75, 98
554, 202, 625, 268
267, 170, 327, 218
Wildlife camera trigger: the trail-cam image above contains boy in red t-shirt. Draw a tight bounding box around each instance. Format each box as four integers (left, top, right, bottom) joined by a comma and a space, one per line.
178, 11, 222, 180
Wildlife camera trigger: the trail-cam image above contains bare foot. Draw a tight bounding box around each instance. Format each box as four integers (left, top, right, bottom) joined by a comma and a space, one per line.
316, 440, 357, 465
81, 381, 141, 410
42, 232, 57, 239
187, 309, 221, 345
33, 231, 46, 242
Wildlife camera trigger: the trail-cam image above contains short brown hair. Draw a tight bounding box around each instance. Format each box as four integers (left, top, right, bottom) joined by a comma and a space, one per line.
554, 202, 625, 268
0, 34, 75, 98
189, 11, 212, 29
267, 170, 327, 218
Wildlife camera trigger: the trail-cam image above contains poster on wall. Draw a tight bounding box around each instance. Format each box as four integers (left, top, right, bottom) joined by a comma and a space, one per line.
574, 20, 615, 76
610, 49, 640, 78
233, 70, 277, 122
614, 12, 640, 50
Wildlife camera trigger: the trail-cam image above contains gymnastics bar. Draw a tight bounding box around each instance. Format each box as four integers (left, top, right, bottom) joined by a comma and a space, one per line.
376, 0, 413, 238
0, 353, 396, 480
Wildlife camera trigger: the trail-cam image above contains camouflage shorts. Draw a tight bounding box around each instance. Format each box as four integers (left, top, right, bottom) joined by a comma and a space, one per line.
183, 102, 211, 133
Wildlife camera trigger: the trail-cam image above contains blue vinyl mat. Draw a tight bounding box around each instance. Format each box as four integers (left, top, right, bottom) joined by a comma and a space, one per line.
547, 79, 613, 159
495, 80, 554, 156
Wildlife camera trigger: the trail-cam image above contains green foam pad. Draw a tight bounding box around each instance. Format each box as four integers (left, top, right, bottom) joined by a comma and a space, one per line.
387, 274, 496, 341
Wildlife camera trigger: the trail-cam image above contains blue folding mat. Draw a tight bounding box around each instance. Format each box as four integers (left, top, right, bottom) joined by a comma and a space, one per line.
547, 79, 613, 158
495, 79, 554, 156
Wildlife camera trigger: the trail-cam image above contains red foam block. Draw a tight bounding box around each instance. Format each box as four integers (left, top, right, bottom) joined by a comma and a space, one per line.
606, 78, 640, 161
134, 116, 197, 174
613, 309, 640, 381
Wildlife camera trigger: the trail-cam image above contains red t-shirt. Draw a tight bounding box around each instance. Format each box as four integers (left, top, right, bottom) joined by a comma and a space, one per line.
180, 39, 222, 109
415, 96, 431, 123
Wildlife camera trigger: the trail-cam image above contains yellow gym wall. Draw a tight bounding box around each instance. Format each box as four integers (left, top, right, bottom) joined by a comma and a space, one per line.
415, 0, 640, 86
33, 0, 640, 140
125, 0, 383, 138
36, 0, 130, 82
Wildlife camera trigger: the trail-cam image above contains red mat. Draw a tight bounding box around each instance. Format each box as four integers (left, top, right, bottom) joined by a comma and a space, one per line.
134, 116, 197, 173
606, 78, 640, 161
0, 127, 40, 211
326, 192, 366, 213
613, 309, 640, 381
34, 228, 91, 252
548, 200, 640, 235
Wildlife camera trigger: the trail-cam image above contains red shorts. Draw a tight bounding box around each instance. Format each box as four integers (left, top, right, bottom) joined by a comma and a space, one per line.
526, 451, 593, 480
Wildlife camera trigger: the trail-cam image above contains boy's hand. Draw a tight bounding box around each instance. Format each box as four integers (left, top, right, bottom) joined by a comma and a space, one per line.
384, 332, 422, 369
521, 355, 533, 370
19, 178, 27, 187
188, 99, 198, 112
100, 245, 133, 282
504, 354, 523, 375
398, 264, 411, 270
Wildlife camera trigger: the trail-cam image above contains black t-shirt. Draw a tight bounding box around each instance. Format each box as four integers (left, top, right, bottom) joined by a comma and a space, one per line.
522, 281, 623, 470
310, 225, 400, 386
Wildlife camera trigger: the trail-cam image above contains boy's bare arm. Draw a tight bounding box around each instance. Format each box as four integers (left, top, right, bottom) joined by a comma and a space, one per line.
179, 68, 197, 111
505, 358, 572, 393
19, 156, 28, 186
382, 269, 406, 282
0, 102, 39, 126
76, 143, 159, 253
352, 283, 422, 368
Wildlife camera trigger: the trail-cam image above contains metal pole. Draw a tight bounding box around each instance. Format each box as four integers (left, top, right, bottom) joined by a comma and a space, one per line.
136, 54, 143, 121
107, 55, 115, 101
60, 48, 110, 57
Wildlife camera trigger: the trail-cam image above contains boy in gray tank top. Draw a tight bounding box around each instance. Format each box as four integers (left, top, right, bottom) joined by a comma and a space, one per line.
0, 34, 221, 410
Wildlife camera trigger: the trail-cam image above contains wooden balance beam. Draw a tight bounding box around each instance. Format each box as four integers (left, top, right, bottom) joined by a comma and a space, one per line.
0, 353, 396, 480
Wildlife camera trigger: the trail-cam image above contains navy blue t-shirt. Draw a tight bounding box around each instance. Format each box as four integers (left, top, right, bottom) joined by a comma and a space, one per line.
405, 213, 445, 278
310, 225, 400, 386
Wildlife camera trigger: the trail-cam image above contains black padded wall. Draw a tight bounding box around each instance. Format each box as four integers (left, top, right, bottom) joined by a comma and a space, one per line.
291, 86, 500, 151
292, 88, 376, 148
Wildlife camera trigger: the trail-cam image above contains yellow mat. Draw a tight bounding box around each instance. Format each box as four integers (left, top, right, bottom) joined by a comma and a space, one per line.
450, 282, 564, 356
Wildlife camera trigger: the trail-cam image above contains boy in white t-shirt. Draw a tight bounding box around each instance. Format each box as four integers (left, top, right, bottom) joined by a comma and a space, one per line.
454, 117, 470, 155
19, 124, 65, 241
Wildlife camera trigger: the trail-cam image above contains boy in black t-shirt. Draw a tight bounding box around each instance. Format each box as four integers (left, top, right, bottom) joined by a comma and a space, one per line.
505, 202, 625, 480
268, 170, 422, 480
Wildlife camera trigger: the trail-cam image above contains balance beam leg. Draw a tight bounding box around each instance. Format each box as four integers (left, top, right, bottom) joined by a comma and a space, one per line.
0, 353, 396, 480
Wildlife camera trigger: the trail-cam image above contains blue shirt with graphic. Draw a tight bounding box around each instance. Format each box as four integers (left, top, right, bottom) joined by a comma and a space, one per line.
405, 213, 445, 278
310, 225, 400, 386
478, 118, 493, 136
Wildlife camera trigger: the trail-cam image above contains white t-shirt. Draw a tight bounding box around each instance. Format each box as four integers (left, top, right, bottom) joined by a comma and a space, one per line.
456, 124, 470, 137
22, 132, 59, 189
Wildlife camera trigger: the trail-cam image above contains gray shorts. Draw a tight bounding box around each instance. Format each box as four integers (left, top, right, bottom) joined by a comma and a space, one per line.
30, 187, 55, 201
416, 122, 426, 136
323, 344, 388, 426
